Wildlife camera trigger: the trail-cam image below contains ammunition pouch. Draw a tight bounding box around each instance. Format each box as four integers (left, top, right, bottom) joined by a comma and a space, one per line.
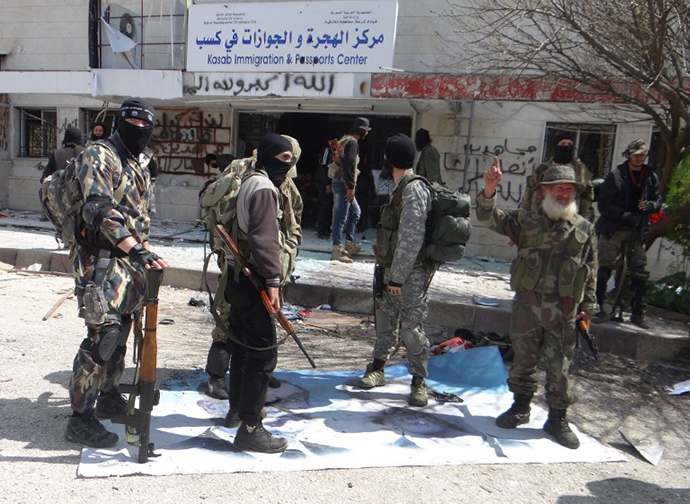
510, 251, 542, 292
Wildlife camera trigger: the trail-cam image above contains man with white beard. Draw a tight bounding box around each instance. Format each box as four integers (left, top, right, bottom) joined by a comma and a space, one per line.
476, 158, 599, 449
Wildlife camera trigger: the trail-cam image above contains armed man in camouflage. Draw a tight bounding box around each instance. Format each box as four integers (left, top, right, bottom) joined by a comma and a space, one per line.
476, 157, 598, 449
65, 98, 169, 448
202, 136, 302, 400
358, 134, 436, 407
519, 132, 595, 222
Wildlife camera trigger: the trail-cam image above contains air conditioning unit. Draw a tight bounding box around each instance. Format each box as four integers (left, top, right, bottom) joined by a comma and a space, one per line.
101, 3, 142, 69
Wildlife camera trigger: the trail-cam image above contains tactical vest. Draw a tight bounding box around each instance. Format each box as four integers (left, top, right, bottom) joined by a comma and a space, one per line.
510, 211, 593, 303
327, 135, 360, 182
377, 173, 472, 267
377, 174, 428, 268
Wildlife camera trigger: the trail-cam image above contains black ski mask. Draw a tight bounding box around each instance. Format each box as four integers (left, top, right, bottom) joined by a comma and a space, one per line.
117, 98, 156, 157
256, 133, 293, 187
554, 144, 575, 164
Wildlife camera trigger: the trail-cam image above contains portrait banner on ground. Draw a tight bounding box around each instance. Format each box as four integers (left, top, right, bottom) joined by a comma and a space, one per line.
186, 1, 398, 73
76, 349, 625, 478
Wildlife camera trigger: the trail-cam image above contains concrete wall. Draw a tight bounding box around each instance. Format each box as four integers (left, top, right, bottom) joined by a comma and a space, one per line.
0, 0, 89, 71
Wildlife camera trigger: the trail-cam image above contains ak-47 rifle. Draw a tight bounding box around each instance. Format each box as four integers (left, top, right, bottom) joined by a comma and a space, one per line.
577, 317, 599, 360
215, 224, 316, 368
111, 268, 164, 463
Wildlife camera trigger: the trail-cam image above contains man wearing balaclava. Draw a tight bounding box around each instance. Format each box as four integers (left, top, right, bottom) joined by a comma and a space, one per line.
64, 98, 169, 449
222, 133, 296, 454
41, 126, 84, 182
414, 128, 443, 185
358, 134, 437, 409
519, 131, 595, 222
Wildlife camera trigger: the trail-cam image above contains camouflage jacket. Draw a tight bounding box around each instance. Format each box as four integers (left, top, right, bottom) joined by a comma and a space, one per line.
416, 143, 442, 185
377, 171, 432, 284
476, 192, 598, 315
72, 133, 154, 314
519, 157, 595, 222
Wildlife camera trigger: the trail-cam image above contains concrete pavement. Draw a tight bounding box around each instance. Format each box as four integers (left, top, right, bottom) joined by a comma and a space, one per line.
1, 210, 689, 365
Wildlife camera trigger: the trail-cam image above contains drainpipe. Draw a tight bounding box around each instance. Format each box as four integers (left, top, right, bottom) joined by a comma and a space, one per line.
462, 100, 475, 193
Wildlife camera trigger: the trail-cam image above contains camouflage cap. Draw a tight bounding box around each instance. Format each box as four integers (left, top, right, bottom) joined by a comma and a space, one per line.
538, 164, 585, 192
626, 139, 649, 156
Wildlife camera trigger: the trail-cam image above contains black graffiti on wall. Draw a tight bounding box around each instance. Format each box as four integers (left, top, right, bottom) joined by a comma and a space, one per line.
151, 108, 231, 175
0, 107, 8, 153
444, 139, 539, 204
183, 73, 336, 96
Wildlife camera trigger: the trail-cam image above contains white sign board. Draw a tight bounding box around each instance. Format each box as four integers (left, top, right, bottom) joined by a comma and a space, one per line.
186, 1, 398, 73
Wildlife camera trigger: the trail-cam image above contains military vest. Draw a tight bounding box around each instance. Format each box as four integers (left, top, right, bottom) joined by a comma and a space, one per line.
327, 135, 360, 182
510, 211, 593, 303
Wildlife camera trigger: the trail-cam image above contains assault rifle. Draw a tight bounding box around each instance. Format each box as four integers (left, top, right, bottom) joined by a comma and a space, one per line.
215, 224, 316, 368
111, 268, 164, 463
577, 317, 599, 360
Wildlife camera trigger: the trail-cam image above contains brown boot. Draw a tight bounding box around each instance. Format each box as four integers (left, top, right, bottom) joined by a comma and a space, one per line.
331, 245, 353, 263
345, 240, 362, 256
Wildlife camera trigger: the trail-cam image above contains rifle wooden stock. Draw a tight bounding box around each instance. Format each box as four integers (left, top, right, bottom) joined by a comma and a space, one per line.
577, 318, 600, 360
215, 224, 316, 368
111, 268, 163, 464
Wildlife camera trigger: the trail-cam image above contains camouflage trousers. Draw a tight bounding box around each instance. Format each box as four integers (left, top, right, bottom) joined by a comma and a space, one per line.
68, 314, 133, 414
597, 229, 648, 279
508, 291, 578, 409
373, 264, 436, 378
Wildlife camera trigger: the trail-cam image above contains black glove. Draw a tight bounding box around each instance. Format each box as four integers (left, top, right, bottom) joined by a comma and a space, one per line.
621, 212, 642, 227
128, 243, 160, 268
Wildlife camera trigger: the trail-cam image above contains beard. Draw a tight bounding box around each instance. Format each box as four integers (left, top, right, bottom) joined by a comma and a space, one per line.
541, 190, 578, 221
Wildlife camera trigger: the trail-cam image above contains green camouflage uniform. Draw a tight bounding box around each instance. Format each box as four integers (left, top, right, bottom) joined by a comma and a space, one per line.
416, 143, 443, 185
68, 134, 154, 414
476, 192, 598, 409
374, 171, 435, 378
520, 158, 595, 222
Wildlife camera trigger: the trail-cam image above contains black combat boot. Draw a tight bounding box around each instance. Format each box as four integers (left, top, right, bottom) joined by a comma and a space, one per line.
496, 393, 532, 428
543, 407, 580, 449
95, 391, 128, 419
207, 375, 230, 400
65, 413, 119, 448
234, 422, 288, 453
630, 311, 650, 329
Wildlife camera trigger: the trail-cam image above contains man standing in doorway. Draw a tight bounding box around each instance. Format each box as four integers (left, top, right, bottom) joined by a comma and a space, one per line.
414, 128, 443, 185
330, 117, 370, 263
520, 132, 595, 222
594, 139, 662, 328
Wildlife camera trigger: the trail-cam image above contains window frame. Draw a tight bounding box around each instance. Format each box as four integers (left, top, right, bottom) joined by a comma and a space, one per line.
543, 122, 617, 178
18, 108, 58, 158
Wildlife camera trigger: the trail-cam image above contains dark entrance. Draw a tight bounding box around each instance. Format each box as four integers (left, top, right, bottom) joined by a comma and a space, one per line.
237, 111, 412, 230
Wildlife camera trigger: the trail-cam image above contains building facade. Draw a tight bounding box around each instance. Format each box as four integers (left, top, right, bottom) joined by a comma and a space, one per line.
0, 0, 680, 277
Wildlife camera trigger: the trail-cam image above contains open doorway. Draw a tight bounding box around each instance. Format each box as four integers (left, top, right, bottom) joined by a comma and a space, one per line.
236, 111, 412, 230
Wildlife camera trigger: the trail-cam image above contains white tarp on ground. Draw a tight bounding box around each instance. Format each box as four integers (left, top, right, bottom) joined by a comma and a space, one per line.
77, 348, 625, 477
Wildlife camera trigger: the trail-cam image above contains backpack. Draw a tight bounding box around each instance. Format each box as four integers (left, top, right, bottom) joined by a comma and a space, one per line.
385, 175, 472, 264
38, 140, 117, 248
199, 158, 252, 250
